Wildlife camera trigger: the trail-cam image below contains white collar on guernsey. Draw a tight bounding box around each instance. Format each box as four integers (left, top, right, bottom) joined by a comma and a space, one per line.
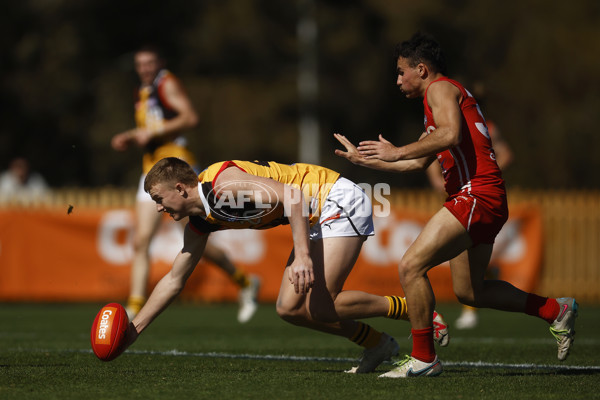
197, 185, 211, 217
460, 181, 472, 193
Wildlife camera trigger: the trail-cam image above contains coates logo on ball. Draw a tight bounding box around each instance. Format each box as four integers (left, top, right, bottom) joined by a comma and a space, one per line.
90, 303, 129, 361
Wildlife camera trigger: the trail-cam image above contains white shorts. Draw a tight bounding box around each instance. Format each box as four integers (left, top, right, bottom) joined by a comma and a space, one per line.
136, 164, 201, 203
136, 174, 152, 202
309, 177, 375, 240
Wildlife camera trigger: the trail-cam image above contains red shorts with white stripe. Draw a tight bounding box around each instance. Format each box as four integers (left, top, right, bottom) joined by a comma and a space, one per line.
443, 189, 508, 245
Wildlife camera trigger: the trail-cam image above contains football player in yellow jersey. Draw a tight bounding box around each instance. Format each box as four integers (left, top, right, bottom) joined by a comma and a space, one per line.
119, 157, 450, 373
110, 46, 260, 323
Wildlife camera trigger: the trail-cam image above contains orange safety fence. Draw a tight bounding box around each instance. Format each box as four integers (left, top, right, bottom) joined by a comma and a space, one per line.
0, 202, 543, 303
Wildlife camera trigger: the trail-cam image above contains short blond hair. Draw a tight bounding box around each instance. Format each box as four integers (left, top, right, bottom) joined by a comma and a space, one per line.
144, 157, 198, 193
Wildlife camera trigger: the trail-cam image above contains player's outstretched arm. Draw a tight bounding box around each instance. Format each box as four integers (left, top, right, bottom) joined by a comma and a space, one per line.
110, 129, 137, 151
125, 226, 209, 345
334, 133, 433, 173
357, 134, 403, 162
281, 185, 313, 295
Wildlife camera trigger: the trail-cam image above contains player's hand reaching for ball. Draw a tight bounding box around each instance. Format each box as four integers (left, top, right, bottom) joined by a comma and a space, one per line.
122, 322, 139, 350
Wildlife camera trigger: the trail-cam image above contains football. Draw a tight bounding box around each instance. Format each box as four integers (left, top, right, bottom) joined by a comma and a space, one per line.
90, 303, 129, 361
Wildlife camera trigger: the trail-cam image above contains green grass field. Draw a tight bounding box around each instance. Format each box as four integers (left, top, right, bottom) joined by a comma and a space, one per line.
1, 302, 599, 399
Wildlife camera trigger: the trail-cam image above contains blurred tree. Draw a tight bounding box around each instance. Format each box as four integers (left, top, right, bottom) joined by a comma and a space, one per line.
1, 0, 599, 189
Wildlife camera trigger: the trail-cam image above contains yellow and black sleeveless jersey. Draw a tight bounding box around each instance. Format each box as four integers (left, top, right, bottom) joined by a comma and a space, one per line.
134, 69, 197, 174
189, 160, 340, 235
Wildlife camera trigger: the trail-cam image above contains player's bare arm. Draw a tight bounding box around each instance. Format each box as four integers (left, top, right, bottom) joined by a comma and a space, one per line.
128, 226, 208, 339
335, 133, 434, 173
133, 78, 199, 147
357, 81, 462, 162
151, 77, 199, 137
424, 80, 463, 149
110, 129, 137, 151
426, 163, 446, 192
216, 166, 314, 294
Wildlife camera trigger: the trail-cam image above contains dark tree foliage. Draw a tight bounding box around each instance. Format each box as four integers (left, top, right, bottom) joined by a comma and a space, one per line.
1, 0, 599, 188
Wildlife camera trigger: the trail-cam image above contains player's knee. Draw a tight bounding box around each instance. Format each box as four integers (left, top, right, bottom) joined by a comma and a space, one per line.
133, 236, 150, 253
275, 302, 307, 325
454, 286, 476, 306
456, 294, 476, 307
307, 306, 337, 323
397, 259, 419, 286
132, 233, 152, 252
454, 281, 486, 307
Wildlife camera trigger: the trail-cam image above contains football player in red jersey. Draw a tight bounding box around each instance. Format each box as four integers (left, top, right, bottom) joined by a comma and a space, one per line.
426, 86, 514, 330
335, 32, 577, 377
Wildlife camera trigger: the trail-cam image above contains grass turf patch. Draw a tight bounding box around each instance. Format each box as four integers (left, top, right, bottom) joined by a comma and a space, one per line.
1, 302, 599, 399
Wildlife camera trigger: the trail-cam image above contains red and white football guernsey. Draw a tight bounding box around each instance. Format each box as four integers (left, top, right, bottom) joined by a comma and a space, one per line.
423, 77, 508, 244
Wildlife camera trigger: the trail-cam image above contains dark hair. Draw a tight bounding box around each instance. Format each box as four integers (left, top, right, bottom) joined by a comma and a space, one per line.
394, 32, 447, 75
144, 157, 198, 193
135, 44, 164, 60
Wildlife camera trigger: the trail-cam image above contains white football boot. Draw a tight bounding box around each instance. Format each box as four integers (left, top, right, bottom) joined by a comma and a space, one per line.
379, 355, 443, 378
345, 333, 400, 374
433, 311, 449, 347
549, 297, 578, 361
455, 307, 478, 330
237, 275, 261, 323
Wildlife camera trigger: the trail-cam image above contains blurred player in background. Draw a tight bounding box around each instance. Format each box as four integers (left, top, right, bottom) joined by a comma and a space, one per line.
111, 45, 260, 323
121, 157, 450, 373
335, 32, 577, 377
0, 157, 48, 202
426, 82, 514, 330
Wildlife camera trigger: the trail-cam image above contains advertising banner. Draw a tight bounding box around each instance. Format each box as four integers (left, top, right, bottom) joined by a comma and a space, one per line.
0, 205, 542, 302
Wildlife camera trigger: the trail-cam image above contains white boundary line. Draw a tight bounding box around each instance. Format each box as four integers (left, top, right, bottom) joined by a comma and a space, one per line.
3, 333, 598, 346
12, 348, 600, 371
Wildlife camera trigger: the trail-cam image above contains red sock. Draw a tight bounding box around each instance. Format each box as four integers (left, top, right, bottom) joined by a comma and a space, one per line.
411, 327, 435, 363
525, 294, 559, 324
